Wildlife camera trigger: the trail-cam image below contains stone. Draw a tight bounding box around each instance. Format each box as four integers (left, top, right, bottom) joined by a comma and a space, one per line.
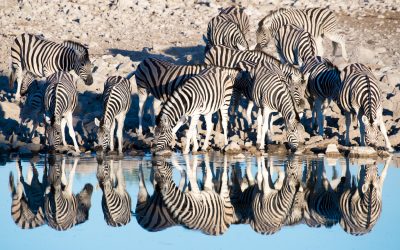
233, 153, 246, 159
349, 146, 378, 158
325, 144, 341, 157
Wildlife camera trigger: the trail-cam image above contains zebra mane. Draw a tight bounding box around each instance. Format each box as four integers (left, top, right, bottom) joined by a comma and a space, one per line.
61, 40, 89, 58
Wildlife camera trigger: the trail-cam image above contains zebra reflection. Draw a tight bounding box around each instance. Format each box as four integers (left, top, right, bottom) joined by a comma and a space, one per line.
45, 157, 93, 231
339, 156, 391, 235
96, 157, 132, 227
153, 154, 234, 235
135, 158, 186, 232
9, 158, 47, 229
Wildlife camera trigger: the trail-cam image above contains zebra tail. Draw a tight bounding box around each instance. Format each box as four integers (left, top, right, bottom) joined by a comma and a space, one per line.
9, 68, 16, 90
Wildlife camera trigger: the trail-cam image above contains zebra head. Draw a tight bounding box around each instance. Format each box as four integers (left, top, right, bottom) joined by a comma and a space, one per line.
152, 158, 173, 188
45, 116, 62, 152
362, 115, 379, 147
286, 122, 300, 151
234, 30, 249, 51
360, 164, 379, 194
94, 118, 111, 153
47, 155, 62, 190
285, 157, 301, 190
75, 183, 93, 225
20, 71, 38, 97
63, 40, 93, 85
153, 115, 173, 154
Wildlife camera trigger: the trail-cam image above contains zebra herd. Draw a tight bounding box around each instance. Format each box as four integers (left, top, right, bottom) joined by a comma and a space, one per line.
8, 153, 390, 236
9, 5, 395, 156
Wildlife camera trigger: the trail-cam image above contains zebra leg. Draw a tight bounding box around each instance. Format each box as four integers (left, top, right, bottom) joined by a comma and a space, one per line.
202, 114, 213, 151
151, 98, 162, 129
186, 155, 200, 193
268, 112, 275, 139
60, 158, 68, 186
61, 118, 67, 147
109, 120, 116, 152
325, 32, 348, 61
137, 88, 147, 135
315, 98, 324, 136
246, 159, 255, 186
220, 106, 230, 146
315, 36, 324, 57
357, 112, 366, 146
116, 113, 126, 155
137, 163, 149, 203
345, 112, 351, 146
256, 110, 263, 148
184, 115, 200, 154
204, 154, 213, 191
116, 160, 126, 191
259, 108, 272, 150
246, 100, 254, 129
66, 158, 78, 195
66, 112, 80, 153
26, 163, 33, 185
379, 155, 392, 187
15, 67, 23, 102
377, 112, 394, 152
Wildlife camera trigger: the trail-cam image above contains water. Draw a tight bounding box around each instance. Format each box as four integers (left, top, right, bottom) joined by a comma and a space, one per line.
1, 152, 399, 250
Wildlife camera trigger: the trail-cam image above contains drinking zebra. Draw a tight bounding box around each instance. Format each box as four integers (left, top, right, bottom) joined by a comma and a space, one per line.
44, 71, 80, 153
273, 24, 317, 68
153, 67, 239, 154
339, 156, 391, 235
336, 63, 393, 151
8, 159, 47, 229
236, 60, 302, 151
45, 157, 93, 231
256, 8, 348, 61
135, 158, 186, 232
153, 155, 234, 235
205, 14, 248, 53
94, 76, 131, 155
301, 56, 341, 136
132, 57, 208, 135
218, 6, 250, 37
96, 157, 132, 227
10, 33, 93, 102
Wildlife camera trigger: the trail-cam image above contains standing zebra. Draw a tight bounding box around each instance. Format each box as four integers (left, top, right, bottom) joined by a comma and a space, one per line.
205, 14, 248, 53
339, 156, 391, 235
337, 63, 393, 151
236, 60, 302, 150
218, 6, 250, 37
94, 76, 131, 155
256, 8, 348, 61
273, 24, 317, 68
135, 159, 186, 232
301, 56, 341, 136
153, 155, 234, 235
10, 33, 93, 102
153, 67, 239, 154
44, 71, 80, 153
45, 157, 93, 231
8, 159, 47, 229
96, 157, 132, 227
133, 57, 208, 134
250, 156, 301, 234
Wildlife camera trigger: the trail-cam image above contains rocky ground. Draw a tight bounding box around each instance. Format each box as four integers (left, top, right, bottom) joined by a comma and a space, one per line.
0, 0, 399, 159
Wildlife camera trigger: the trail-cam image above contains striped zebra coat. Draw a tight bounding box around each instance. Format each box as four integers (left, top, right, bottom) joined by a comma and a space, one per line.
45, 157, 93, 231
153, 157, 234, 235
44, 71, 79, 153
218, 6, 250, 37
94, 76, 131, 155
9, 160, 47, 229
96, 158, 132, 227
133, 57, 208, 134
256, 8, 348, 61
336, 63, 393, 151
236, 60, 302, 151
339, 157, 390, 235
153, 67, 239, 154
10, 33, 93, 102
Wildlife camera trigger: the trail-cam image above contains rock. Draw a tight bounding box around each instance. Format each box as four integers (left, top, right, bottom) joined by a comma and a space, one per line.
25, 143, 42, 153
325, 144, 341, 157
305, 135, 324, 145
224, 141, 241, 154
349, 146, 378, 158
233, 153, 246, 159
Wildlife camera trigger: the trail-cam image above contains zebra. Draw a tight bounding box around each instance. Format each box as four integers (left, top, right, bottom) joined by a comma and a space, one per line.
44, 71, 80, 153
10, 33, 93, 102
153, 155, 234, 235
205, 14, 248, 53
204, 45, 308, 123
132, 57, 208, 134
135, 158, 186, 232
8, 159, 47, 229
236, 60, 302, 151
96, 157, 132, 227
250, 156, 301, 234
301, 56, 341, 136
45, 157, 93, 231
256, 8, 348, 61
94, 76, 131, 155
273, 24, 317, 68
218, 6, 250, 40
336, 63, 393, 151
339, 156, 391, 235
153, 67, 239, 154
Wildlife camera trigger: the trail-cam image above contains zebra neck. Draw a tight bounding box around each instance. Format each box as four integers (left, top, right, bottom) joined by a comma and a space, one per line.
360, 186, 378, 225
159, 98, 187, 128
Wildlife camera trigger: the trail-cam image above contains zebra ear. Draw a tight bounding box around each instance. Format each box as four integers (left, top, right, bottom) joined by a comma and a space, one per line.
248, 44, 257, 50
361, 183, 369, 193
237, 43, 247, 51
94, 118, 100, 127
45, 115, 51, 124
361, 115, 369, 125
302, 72, 310, 84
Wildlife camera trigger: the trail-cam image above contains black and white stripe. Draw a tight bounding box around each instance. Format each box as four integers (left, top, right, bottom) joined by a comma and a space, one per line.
302, 56, 341, 136
337, 63, 393, 151
218, 6, 250, 37
10, 33, 93, 101
94, 76, 131, 155
153, 67, 239, 154
256, 8, 348, 60
133, 57, 207, 134
44, 71, 79, 153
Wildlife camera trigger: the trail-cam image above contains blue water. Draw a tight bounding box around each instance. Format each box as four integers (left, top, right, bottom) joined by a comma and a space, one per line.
1, 153, 399, 250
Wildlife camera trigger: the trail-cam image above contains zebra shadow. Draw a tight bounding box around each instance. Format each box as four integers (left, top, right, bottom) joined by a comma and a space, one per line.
0, 101, 20, 143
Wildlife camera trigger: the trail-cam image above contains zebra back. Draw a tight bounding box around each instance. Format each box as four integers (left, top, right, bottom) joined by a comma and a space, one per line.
219, 6, 250, 36
61, 40, 89, 60
101, 76, 131, 125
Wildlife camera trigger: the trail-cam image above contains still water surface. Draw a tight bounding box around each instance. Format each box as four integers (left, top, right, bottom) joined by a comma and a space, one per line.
1, 152, 399, 250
